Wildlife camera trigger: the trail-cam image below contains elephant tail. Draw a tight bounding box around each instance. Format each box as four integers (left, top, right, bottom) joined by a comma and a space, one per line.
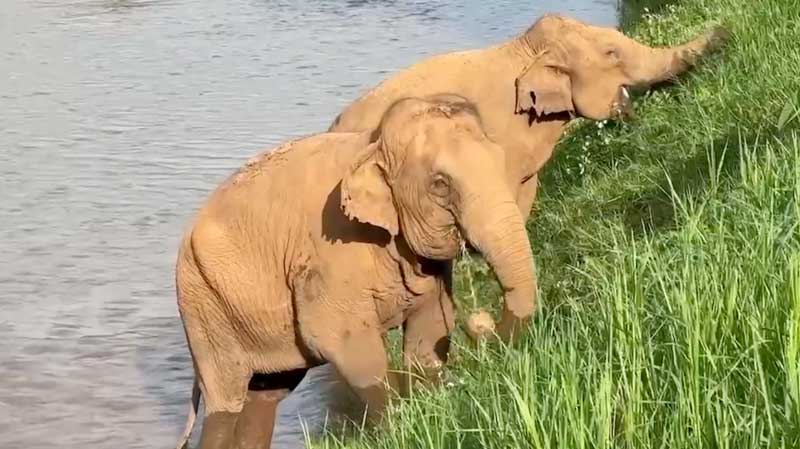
175, 376, 201, 449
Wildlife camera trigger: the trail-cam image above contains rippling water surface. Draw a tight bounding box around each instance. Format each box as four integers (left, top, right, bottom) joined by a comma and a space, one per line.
0, 1, 618, 447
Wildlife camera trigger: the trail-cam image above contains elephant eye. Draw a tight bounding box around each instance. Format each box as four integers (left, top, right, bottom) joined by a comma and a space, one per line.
429, 174, 451, 198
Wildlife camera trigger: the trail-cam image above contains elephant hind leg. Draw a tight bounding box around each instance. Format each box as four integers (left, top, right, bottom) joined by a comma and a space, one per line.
194, 357, 249, 449
193, 357, 250, 449
183, 317, 250, 449
198, 411, 239, 449
232, 369, 307, 449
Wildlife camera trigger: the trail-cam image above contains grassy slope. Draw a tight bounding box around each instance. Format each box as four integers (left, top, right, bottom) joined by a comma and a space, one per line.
316, 0, 800, 447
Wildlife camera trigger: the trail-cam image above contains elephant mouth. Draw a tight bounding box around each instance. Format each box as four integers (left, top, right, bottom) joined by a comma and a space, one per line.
446, 225, 465, 253
612, 85, 633, 119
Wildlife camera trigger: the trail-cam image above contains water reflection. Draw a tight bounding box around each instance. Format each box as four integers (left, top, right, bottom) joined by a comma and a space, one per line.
0, 1, 617, 448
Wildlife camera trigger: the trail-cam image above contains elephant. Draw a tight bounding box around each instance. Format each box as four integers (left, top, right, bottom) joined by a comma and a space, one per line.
328, 12, 729, 338
331, 14, 728, 222
173, 95, 536, 449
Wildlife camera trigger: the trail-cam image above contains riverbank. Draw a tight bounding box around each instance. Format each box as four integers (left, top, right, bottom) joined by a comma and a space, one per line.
316, 0, 800, 447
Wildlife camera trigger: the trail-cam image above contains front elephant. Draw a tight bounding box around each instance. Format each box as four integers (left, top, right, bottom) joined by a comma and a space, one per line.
174, 95, 535, 449
339, 96, 538, 343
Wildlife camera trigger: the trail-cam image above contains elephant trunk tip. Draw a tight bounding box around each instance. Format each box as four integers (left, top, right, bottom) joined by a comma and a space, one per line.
465, 309, 496, 341
685, 23, 731, 60
704, 24, 732, 52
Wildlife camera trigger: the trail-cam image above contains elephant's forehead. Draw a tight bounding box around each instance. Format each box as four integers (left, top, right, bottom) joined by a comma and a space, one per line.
383, 113, 485, 164
413, 120, 481, 147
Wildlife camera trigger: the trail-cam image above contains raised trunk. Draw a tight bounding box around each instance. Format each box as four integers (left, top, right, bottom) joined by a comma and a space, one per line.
628, 25, 728, 87
459, 192, 537, 343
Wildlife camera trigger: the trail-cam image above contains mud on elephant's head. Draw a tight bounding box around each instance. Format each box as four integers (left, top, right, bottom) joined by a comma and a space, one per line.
341, 95, 537, 342
514, 14, 729, 121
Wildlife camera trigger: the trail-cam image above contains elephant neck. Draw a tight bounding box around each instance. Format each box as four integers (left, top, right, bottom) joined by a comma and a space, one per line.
372, 234, 444, 297
517, 117, 571, 179
501, 36, 539, 66
504, 27, 553, 63
485, 38, 576, 185
363, 235, 447, 330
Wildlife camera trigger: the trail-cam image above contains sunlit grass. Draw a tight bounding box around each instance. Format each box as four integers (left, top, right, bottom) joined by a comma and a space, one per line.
313, 0, 800, 447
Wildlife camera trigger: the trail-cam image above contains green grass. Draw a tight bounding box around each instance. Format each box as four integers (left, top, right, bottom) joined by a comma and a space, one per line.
313, 0, 800, 447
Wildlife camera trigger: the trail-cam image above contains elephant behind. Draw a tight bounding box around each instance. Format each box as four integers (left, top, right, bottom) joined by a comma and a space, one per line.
330, 13, 728, 223
174, 95, 536, 449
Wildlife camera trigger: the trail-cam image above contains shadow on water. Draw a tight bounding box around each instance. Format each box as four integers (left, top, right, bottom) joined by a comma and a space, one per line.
35, 0, 171, 18
320, 0, 445, 22
344, 0, 396, 7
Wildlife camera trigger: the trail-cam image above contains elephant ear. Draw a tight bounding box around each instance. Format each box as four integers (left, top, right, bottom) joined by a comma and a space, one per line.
340, 141, 399, 236
514, 51, 574, 117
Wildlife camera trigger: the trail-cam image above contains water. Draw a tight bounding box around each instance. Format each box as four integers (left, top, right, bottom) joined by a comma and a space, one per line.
0, 1, 618, 447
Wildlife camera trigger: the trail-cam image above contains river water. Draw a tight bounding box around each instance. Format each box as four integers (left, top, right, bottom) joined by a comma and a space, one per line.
0, 1, 618, 448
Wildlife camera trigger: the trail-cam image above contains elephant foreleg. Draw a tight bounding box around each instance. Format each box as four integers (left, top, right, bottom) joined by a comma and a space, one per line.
401, 270, 455, 393
324, 323, 394, 423
302, 309, 394, 423
293, 266, 396, 423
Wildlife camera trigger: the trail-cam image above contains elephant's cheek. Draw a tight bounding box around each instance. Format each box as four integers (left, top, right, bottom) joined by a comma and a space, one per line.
401, 204, 460, 260
423, 232, 462, 260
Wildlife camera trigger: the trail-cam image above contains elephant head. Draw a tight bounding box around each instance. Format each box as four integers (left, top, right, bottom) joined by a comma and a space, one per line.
341, 94, 536, 342
514, 14, 729, 120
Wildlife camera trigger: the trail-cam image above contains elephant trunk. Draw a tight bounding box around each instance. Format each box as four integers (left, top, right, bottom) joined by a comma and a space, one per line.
627, 25, 728, 87
459, 191, 537, 343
